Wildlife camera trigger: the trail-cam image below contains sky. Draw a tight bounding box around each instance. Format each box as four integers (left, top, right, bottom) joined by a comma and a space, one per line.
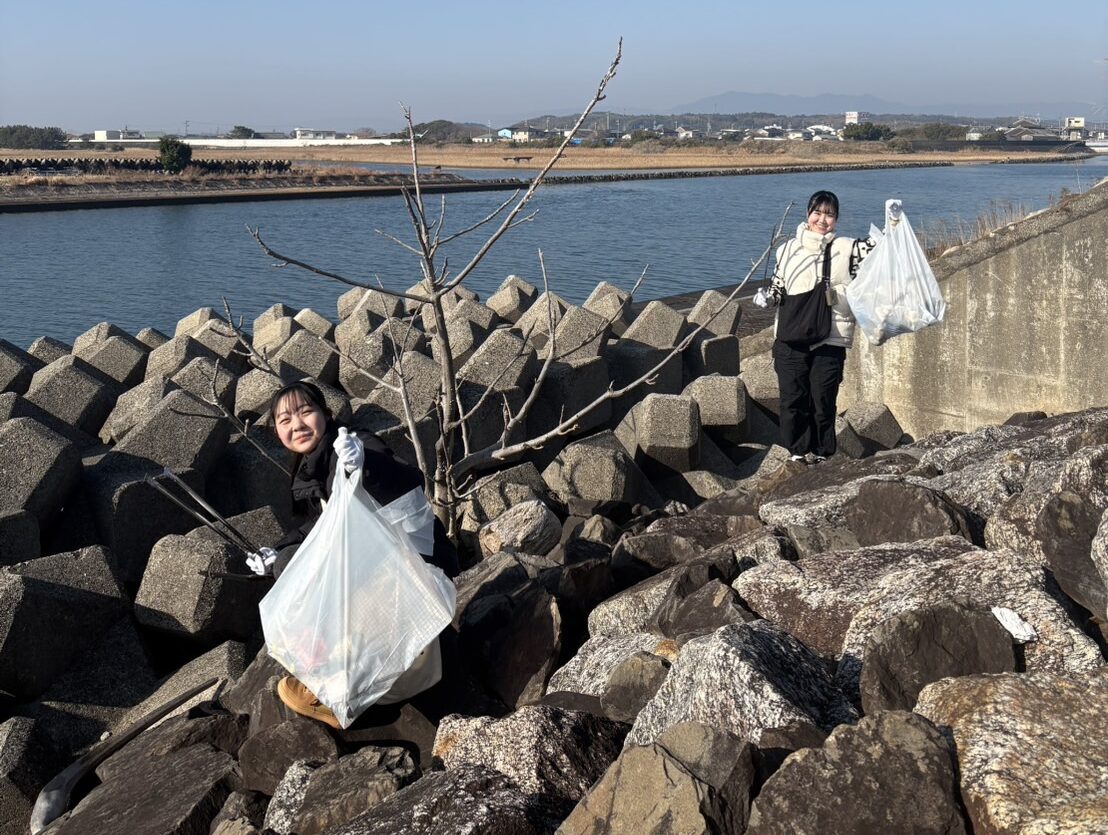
1, 0, 1105, 133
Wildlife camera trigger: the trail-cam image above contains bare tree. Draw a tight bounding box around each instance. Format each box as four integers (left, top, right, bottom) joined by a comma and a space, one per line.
248, 40, 789, 539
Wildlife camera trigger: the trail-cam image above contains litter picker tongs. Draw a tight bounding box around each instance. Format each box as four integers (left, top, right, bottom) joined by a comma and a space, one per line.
145, 468, 264, 578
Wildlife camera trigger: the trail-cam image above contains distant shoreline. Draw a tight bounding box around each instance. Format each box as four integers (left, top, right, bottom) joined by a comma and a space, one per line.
0, 150, 1093, 214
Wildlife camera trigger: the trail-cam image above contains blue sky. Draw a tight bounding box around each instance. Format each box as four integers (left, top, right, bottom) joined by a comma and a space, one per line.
1, 0, 1104, 132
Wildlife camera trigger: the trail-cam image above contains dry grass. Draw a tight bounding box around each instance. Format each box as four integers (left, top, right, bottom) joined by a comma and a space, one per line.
919, 199, 1055, 258
0, 142, 1079, 171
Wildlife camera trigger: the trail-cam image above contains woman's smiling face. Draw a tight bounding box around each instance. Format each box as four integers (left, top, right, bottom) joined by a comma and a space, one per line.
274, 390, 327, 454
807, 203, 838, 235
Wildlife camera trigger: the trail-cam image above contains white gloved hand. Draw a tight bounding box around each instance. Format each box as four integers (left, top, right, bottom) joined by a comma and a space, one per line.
333, 426, 364, 475
753, 287, 771, 309
246, 546, 278, 576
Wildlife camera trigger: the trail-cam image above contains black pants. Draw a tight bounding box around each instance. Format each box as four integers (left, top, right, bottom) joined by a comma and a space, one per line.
772, 340, 846, 458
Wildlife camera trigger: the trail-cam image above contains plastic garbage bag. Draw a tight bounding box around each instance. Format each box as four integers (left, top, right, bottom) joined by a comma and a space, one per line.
846, 200, 946, 345
259, 443, 456, 728
377, 487, 437, 557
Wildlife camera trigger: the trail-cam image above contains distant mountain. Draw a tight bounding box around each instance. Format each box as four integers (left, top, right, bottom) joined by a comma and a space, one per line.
672, 91, 904, 116
672, 91, 1103, 122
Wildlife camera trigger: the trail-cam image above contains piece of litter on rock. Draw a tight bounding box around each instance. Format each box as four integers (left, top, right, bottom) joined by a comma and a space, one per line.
99, 732, 111, 741
991, 606, 1038, 642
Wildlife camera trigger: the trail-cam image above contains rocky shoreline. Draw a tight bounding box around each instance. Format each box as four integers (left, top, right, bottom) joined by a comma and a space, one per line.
1, 275, 1105, 834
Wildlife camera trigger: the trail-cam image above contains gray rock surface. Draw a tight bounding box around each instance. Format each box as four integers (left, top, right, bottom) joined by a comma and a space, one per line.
0, 417, 80, 523
621, 300, 688, 349
746, 711, 966, 835
144, 334, 219, 381
478, 499, 561, 557
627, 620, 857, 746
733, 536, 979, 658
25, 355, 119, 436
0, 509, 38, 566
114, 388, 230, 476
0, 717, 50, 835
842, 401, 905, 452
859, 603, 1016, 713
547, 631, 669, 697
836, 546, 1105, 702
82, 334, 148, 388
99, 376, 176, 443
238, 719, 339, 795
263, 759, 320, 834
487, 274, 538, 324
916, 668, 1108, 835
434, 706, 627, 804
542, 431, 658, 508
599, 651, 671, 723
0, 340, 44, 395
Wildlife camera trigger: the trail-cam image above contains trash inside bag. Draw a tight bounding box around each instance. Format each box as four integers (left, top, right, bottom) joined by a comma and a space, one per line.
846, 201, 946, 345
259, 444, 456, 728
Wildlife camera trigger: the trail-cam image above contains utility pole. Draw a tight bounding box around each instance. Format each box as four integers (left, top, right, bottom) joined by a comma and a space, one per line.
184, 120, 189, 137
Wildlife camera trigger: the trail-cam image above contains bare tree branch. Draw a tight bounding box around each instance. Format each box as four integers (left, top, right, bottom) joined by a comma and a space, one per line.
550, 265, 648, 363
436, 190, 520, 247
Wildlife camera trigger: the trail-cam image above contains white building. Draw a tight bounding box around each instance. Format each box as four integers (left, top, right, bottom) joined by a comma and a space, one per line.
844, 111, 873, 125
293, 128, 337, 140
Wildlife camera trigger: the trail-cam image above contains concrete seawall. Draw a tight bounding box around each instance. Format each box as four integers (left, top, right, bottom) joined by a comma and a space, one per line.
839, 177, 1108, 438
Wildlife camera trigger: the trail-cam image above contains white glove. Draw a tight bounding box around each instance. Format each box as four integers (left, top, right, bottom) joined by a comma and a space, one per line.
246, 546, 278, 576
753, 287, 771, 309
333, 427, 364, 475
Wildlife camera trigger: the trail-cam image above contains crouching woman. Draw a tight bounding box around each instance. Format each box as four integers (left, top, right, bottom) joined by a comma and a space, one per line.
247, 380, 459, 726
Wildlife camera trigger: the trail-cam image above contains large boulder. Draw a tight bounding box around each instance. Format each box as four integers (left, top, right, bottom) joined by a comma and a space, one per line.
627, 620, 857, 746
733, 536, 979, 658
559, 721, 754, 835
758, 475, 971, 558
836, 546, 1105, 703
746, 711, 966, 835
322, 763, 565, 835
99, 377, 176, 444
237, 719, 340, 795
113, 388, 231, 477
486, 274, 538, 324
547, 631, 670, 698
542, 431, 659, 509
478, 499, 561, 558
24, 355, 119, 437
859, 603, 1016, 713
0, 717, 50, 835
916, 668, 1108, 835
0, 340, 44, 396
434, 706, 627, 806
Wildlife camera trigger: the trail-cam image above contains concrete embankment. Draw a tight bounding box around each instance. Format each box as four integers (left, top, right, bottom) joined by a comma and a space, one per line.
0, 159, 972, 214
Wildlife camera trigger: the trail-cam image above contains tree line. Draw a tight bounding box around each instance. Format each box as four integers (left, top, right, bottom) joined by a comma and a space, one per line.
0, 125, 68, 150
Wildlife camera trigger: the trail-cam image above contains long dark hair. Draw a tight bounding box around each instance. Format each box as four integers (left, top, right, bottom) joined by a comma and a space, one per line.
807, 190, 840, 217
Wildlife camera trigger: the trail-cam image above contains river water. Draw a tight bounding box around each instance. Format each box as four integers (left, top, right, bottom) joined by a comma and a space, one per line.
1, 156, 1104, 349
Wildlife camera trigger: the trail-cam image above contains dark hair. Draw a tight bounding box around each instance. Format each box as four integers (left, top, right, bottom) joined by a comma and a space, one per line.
807, 190, 840, 217
268, 380, 333, 425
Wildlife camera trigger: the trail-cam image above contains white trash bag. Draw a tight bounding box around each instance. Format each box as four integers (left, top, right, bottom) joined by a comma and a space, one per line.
846, 199, 946, 345
259, 446, 456, 728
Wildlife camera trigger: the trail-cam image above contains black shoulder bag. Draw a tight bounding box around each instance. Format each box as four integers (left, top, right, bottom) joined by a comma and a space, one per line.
776, 242, 833, 346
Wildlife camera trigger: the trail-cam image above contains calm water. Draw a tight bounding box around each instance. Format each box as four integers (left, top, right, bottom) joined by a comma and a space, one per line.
1, 157, 1104, 349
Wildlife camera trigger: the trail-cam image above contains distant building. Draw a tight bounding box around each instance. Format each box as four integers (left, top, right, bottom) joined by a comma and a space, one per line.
497, 128, 514, 141
471, 133, 497, 144
1061, 116, 1087, 141
511, 127, 552, 142
1004, 126, 1060, 142
844, 111, 872, 125
293, 128, 337, 140
675, 126, 702, 140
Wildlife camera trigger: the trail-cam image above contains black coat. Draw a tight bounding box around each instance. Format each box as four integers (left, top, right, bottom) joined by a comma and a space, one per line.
273, 422, 459, 578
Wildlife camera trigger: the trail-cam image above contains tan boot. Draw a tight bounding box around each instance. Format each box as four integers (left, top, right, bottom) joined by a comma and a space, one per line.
276, 676, 341, 729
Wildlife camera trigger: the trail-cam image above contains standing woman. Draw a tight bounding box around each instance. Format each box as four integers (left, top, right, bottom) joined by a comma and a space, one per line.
754, 191, 875, 462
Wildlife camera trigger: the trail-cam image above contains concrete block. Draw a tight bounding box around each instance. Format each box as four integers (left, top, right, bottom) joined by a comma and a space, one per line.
71, 322, 129, 358
0, 392, 95, 449
338, 287, 404, 322
294, 308, 335, 340
115, 389, 230, 476
136, 508, 284, 644
191, 320, 247, 373
513, 291, 569, 350
487, 274, 538, 324
376, 413, 438, 471
272, 329, 339, 385
460, 462, 549, 535
334, 307, 378, 355
82, 335, 149, 388
835, 416, 867, 459
206, 434, 295, 526
844, 402, 905, 452
0, 546, 128, 700
135, 327, 170, 350
450, 298, 501, 333
622, 300, 689, 349
26, 336, 71, 366
456, 383, 525, 453
636, 394, 702, 473
0, 510, 39, 567
174, 306, 219, 337
0, 340, 43, 395
84, 455, 202, 585
99, 377, 177, 444
171, 356, 237, 409
310, 378, 353, 425
739, 351, 779, 417
0, 717, 51, 835
422, 286, 481, 334
144, 335, 219, 382
252, 316, 301, 356
583, 281, 634, 336
0, 417, 81, 522
25, 355, 120, 436
253, 303, 296, 335
605, 340, 683, 423
349, 400, 402, 435
459, 327, 539, 392
548, 306, 610, 362
684, 333, 739, 381
684, 375, 748, 442
234, 368, 285, 423
529, 357, 612, 438
688, 289, 742, 338
367, 350, 441, 421
542, 431, 658, 508
434, 310, 490, 369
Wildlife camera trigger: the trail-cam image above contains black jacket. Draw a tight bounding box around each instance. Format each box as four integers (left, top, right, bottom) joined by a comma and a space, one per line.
274, 421, 459, 578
